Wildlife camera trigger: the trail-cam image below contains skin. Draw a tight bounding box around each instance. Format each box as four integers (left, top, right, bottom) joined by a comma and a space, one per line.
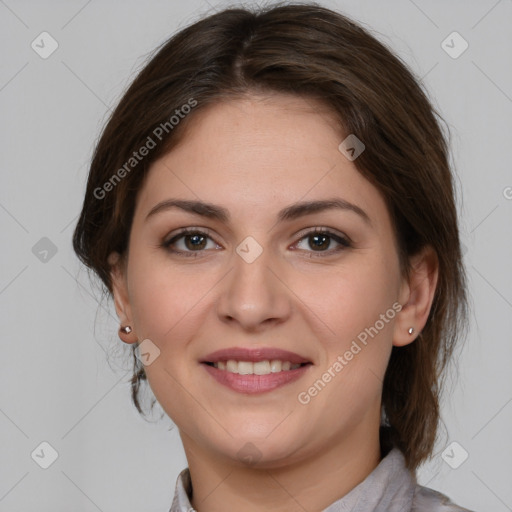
110, 94, 438, 512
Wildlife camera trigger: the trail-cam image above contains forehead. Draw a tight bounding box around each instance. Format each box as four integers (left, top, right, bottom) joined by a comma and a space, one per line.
135, 94, 389, 228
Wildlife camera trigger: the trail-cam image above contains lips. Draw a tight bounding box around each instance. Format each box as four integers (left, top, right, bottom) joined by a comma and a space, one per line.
200, 347, 313, 394
200, 347, 311, 365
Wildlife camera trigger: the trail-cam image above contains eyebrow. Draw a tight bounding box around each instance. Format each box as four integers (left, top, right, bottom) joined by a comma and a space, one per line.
145, 197, 371, 226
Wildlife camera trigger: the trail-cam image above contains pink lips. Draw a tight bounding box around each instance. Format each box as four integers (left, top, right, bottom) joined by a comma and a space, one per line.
200, 347, 312, 394
201, 347, 311, 365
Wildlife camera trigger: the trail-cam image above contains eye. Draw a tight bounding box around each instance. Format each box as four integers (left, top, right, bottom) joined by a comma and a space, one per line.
161, 226, 351, 258
293, 227, 351, 257
161, 228, 222, 257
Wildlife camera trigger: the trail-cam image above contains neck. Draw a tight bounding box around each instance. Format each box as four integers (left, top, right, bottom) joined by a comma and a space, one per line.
181, 423, 382, 512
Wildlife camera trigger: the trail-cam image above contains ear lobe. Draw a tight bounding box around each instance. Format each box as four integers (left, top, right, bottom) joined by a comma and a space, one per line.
108, 252, 137, 344
393, 246, 439, 347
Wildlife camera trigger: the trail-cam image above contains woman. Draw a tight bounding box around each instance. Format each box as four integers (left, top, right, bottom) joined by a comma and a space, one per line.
73, 3, 474, 511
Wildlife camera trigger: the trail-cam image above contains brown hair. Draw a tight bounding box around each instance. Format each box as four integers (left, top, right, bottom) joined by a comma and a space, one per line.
72, 2, 467, 471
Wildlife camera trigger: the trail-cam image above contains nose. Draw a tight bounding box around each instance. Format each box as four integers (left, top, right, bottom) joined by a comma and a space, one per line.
216, 242, 292, 332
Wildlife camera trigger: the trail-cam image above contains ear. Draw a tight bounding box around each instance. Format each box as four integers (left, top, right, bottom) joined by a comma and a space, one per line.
108, 252, 138, 344
393, 245, 439, 347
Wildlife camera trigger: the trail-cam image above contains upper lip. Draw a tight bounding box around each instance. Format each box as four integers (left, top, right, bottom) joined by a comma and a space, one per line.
201, 347, 312, 365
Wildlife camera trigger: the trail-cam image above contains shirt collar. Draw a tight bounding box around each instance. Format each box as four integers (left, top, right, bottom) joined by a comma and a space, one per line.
169, 446, 415, 512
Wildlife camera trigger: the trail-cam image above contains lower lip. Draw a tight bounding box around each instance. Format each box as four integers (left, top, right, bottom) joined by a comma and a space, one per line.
201, 363, 311, 394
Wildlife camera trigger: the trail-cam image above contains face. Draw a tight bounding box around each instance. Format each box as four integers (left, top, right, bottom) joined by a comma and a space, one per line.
111, 94, 416, 468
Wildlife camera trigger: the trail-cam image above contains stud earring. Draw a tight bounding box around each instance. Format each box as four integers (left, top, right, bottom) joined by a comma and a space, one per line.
408, 327, 414, 335
120, 325, 132, 334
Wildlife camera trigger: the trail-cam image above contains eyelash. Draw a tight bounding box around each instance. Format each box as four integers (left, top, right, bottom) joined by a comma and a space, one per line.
161, 227, 352, 258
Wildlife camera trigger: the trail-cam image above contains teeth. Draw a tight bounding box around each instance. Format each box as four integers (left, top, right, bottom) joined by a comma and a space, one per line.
270, 360, 281, 373
238, 361, 253, 375
254, 361, 270, 375
226, 360, 238, 373
212, 359, 302, 374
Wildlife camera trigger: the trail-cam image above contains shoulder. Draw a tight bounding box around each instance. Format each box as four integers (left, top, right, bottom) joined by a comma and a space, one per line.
412, 484, 477, 512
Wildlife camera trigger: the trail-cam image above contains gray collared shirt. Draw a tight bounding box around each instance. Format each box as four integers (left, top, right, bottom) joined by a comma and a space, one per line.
169, 447, 476, 511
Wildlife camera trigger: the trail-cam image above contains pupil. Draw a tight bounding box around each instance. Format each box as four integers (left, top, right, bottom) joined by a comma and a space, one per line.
311, 234, 329, 250
186, 234, 206, 250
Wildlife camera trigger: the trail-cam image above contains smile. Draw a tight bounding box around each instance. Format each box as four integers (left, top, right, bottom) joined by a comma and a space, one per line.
207, 360, 304, 374
200, 346, 313, 394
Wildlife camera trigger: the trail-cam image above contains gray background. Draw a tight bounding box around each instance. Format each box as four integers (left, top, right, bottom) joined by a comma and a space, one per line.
1, 0, 511, 510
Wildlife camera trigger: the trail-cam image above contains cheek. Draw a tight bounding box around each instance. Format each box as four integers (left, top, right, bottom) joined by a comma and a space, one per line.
297, 252, 400, 404
125, 249, 210, 344
125, 251, 208, 423
293, 263, 398, 424
298, 254, 400, 341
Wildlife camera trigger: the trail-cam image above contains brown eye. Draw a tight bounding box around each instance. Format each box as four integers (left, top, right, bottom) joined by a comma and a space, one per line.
162, 229, 221, 257
308, 233, 331, 251
183, 233, 208, 250
294, 228, 351, 256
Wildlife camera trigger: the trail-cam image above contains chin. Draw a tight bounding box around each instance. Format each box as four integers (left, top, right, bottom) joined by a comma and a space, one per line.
205, 430, 309, 469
